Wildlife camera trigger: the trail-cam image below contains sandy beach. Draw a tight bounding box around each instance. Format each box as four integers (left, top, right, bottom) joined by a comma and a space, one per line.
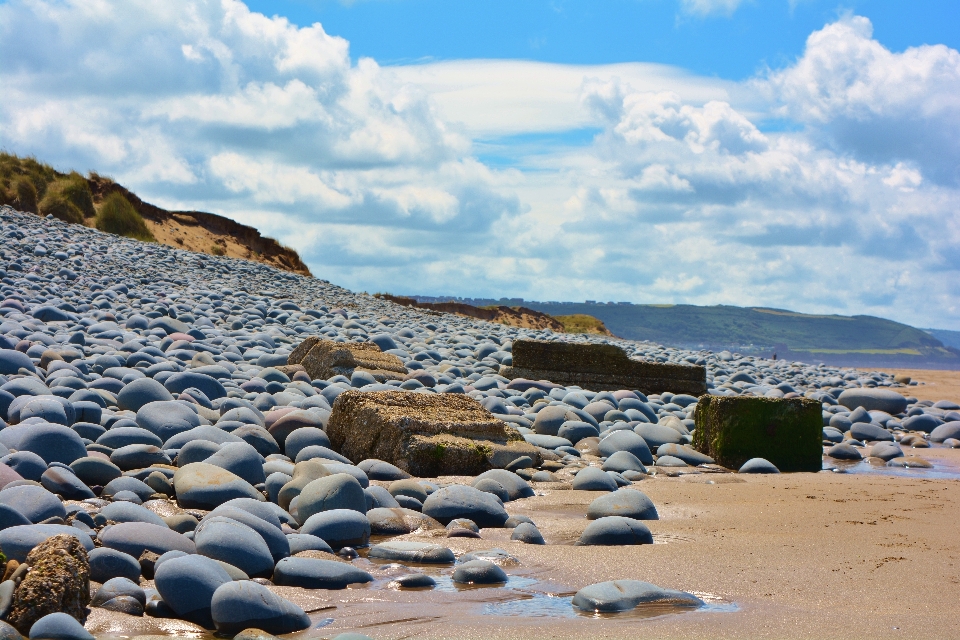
85, 449, 960, 640
886, 369, 960, 405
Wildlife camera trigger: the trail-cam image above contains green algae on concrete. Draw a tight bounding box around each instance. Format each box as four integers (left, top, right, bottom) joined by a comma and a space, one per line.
501, 339, 707, 395
693, 396, 822, 472
326, 390, 541, 476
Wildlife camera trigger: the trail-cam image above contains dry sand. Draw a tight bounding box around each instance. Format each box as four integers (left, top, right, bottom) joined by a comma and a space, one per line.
885, 368, 960, 405
87, 450, 960, 640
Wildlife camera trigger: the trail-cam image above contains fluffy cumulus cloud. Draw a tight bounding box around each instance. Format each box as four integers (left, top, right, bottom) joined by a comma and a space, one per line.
0, 0, 499, 240
514, 18, 960, 326
1, 3, 958, 328
764, 16, 960, 186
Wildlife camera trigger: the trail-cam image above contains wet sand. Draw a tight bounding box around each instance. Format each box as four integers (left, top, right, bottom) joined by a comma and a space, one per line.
86, 450, 960, 640
885, 368, 960, 405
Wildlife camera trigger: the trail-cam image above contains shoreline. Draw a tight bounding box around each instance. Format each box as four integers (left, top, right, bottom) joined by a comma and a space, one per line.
86, 451, 960, 640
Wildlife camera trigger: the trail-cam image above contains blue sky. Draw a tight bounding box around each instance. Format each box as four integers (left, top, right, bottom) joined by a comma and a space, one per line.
1, 0, 959, 329
246, 0, 960, 77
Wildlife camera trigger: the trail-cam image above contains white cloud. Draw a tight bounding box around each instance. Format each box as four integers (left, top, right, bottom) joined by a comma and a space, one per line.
0, 4, 958, 329
603, 90, 769, 154
387, 60, 742, 137
764, 15, 960, 185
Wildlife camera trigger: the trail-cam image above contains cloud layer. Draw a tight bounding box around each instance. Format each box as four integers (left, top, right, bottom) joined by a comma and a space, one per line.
1, 3, 958, 329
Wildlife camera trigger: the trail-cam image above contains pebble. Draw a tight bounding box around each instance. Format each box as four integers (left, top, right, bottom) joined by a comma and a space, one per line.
422, 485, 509, 528
0, 504, 32, 530
364, 485, 400, 509
571, 467, 619, 491
1, 452, 47, 482
523, 434, 572, 449
99, 501, 168, 527
655, 443, 714, 465
586, 488, 659, 520
286, 533, 333, 555
557, 421, 599, 444
601, 450, 648, 473
532, 406, 569, 436
154, 554, 233, 626
173, 462, 264, 510
283, 428, 332, 461
452, 559, 508, 584
391, 573, 436, 589
356, 459, 410, 481
210, 581, 310, 635
654, 455, 687, 467
0, 524, 95, 561
472, 469, 534, 501
837, 389, 908, 415
194, 516, 276, 579
598, 430, 653, 464
930, 422, 960, 443
27, 613, 94, 640
101, 476, 155, 502
136, 401, 202, 442
5, 423, 87, 465
367, 507, 443, 536
510, 522, 545, 544
110, 444, 171, 471
116, 377, 173, 412
572, 579, 703, 612
295, 473, 366, 524
578, 516, 654, 545
273, 557, 373, 589
204, 442, 266, 486
207, 506, 290, 563
826, 443, 863, 460
634, 423, 684, 448
850, 422, 894, 442
738, 458, 780, 474
868, 442, 905, 462
99, 521, 196, 558
0, 485, 66, 523
368, 541, 455, 564
299, 509, 371, 549
388, 479, 429, 503
88, 547, 141, 583
91, 576, 145, 608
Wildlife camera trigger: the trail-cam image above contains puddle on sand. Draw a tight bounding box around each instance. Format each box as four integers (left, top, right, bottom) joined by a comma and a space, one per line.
481, 590, 738, 619
822, 457, 960, 480
430, 574, 538, 592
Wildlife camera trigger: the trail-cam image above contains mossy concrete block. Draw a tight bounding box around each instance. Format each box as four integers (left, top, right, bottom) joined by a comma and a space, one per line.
288, 338, 406, 383
501, 340, 706, 395
326, 390, 541, 477
693, 396, 822, 472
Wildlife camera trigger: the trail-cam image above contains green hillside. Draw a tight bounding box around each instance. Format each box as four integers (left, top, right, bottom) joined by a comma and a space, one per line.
507, 302, 960, 368
926, 329, 960, 350
519, 303, 933, 349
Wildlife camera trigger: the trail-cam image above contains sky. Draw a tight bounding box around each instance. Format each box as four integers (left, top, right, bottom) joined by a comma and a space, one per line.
1, 0, 959, 329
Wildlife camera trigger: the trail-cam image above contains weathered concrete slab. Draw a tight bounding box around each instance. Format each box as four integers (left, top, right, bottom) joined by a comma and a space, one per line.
500, 339, 706, 395
693, 396, 822, 472
287, 337, 406, 382
326, 390, 541, 477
